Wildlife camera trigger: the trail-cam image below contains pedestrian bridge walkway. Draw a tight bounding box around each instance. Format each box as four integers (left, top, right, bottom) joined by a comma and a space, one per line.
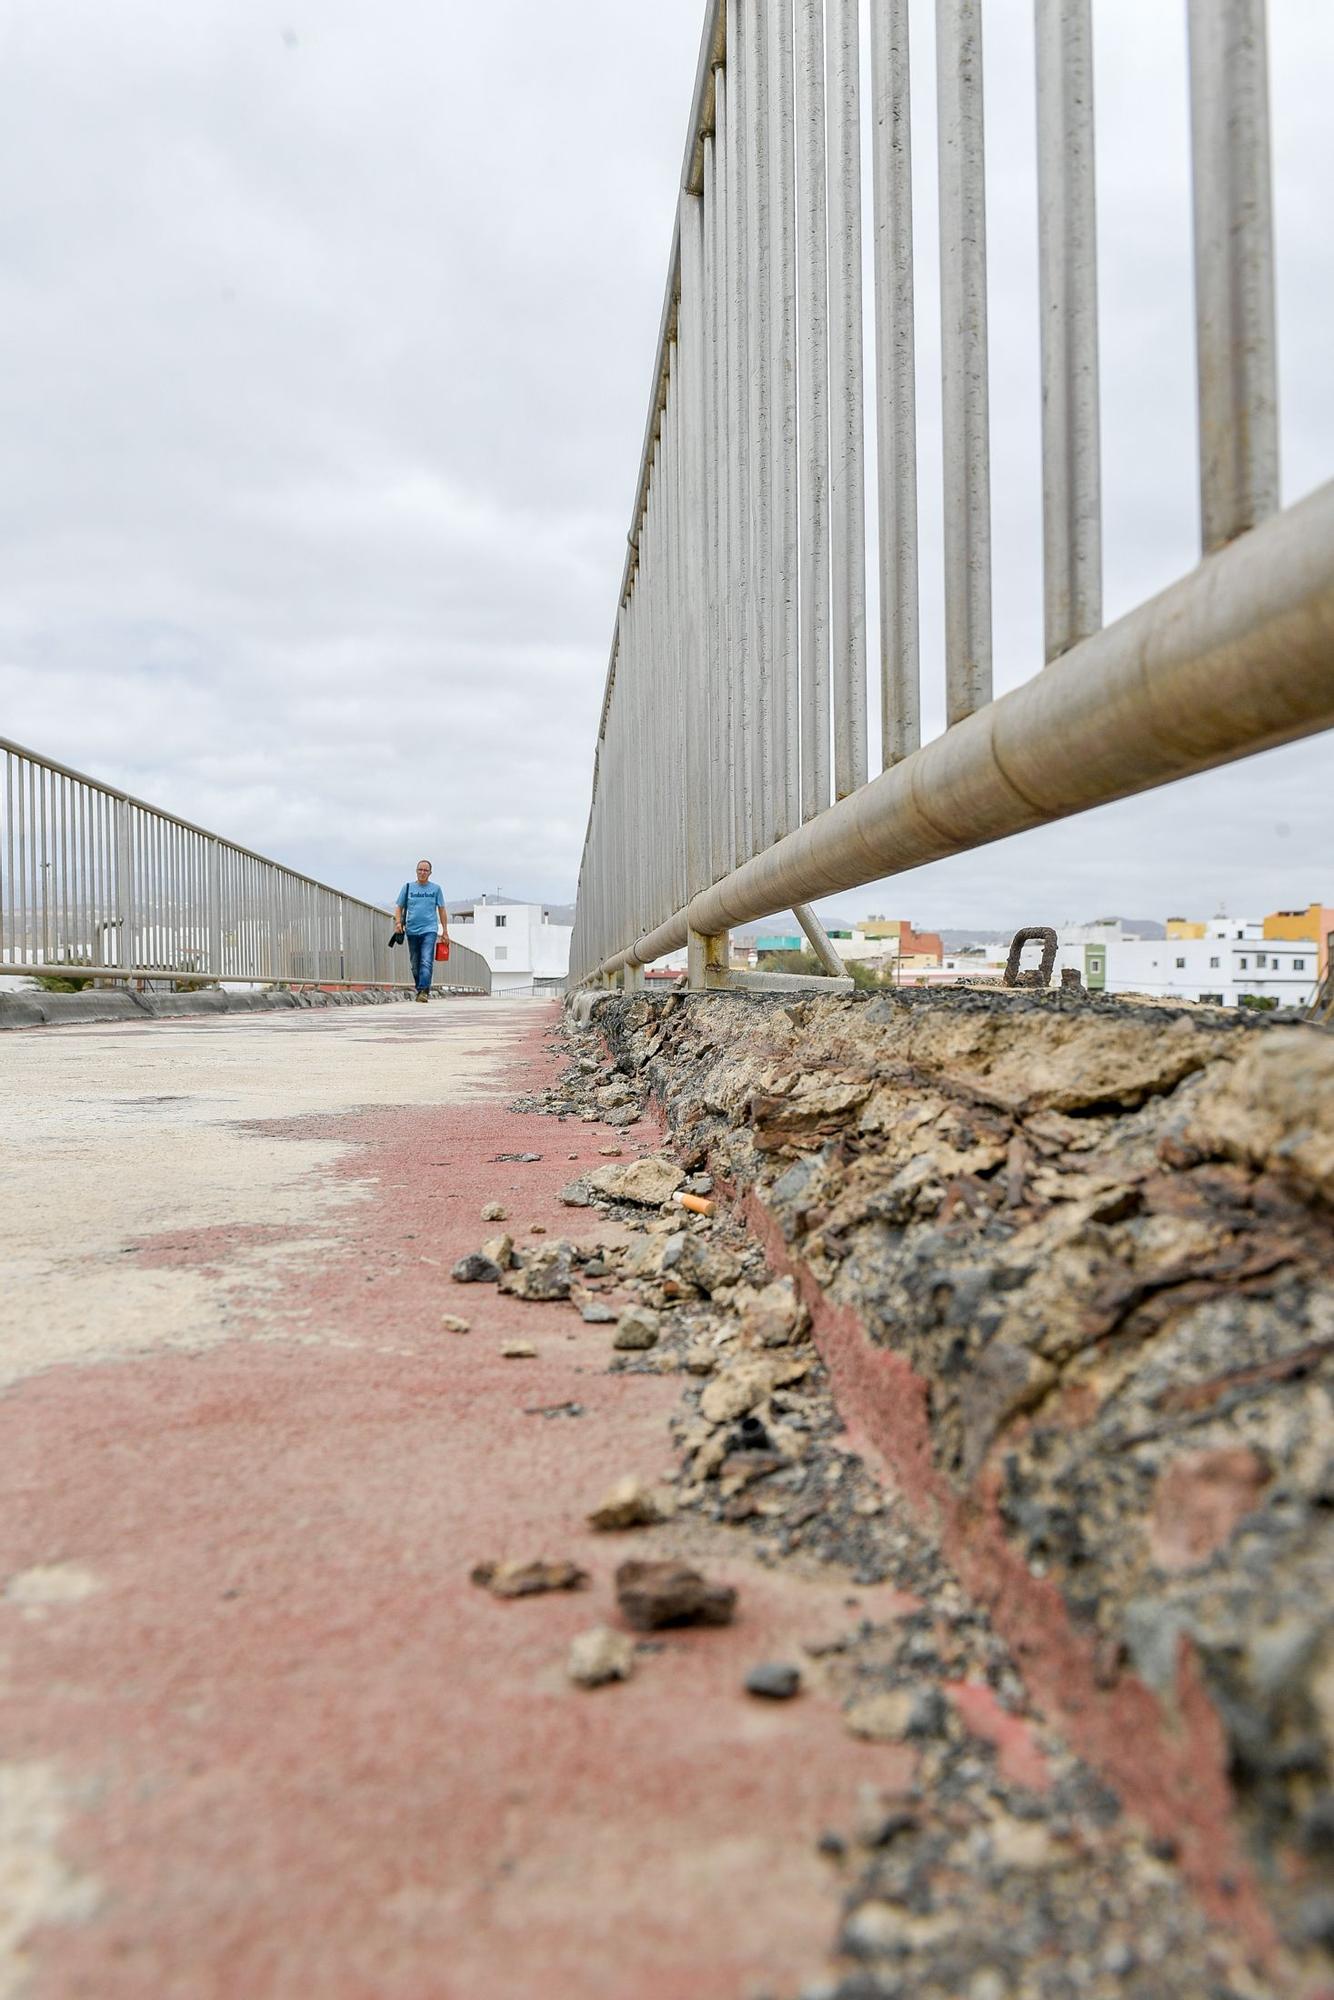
0, 998, 896, 2000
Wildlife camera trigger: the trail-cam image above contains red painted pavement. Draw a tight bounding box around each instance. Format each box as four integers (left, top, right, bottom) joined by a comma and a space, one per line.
1, 1002, 909, 2000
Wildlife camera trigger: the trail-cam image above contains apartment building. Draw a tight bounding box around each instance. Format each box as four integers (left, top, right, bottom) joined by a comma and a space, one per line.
1101, 920, 1317, 1008
448, 896, 573, 994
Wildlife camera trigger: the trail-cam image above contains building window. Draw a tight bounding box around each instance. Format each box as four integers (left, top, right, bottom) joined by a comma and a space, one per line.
494, 946, 508, 961
495, 914, 507, 928
1256, 953, 1267, 968
1175, 957, 1186, 969
1209, 956, 1219, 968
1199, 993, 1224, 1006
1294, 958, 1306, 971
1238, 957, 1249, 970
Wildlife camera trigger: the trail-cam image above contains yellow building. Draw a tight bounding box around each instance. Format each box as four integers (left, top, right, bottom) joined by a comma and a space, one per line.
1264, 904, 1334, 976
1165, 917, 1207, 940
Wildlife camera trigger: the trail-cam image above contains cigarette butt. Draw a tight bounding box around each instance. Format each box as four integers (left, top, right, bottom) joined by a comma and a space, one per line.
675, 1192, 715, 1217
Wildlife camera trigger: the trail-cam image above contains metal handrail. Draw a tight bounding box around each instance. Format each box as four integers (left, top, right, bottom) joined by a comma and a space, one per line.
0, 736, 492, 995
570, 0, 1334, 989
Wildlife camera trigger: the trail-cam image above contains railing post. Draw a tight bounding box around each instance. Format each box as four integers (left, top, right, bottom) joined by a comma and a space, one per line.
114, 797, 134, 974
206, 842, 222, 978
687, 927, 729, 991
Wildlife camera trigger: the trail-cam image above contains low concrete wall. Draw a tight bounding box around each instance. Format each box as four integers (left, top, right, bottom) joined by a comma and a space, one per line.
585, 986, 1334, 1970
0, 985, 414, 1031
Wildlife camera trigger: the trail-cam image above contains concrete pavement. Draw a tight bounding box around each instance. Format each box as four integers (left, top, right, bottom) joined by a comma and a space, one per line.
0, 998, 912, 2000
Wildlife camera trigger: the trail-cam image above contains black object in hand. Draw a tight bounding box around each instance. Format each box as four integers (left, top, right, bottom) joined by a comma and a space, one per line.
388, 926, 405, 947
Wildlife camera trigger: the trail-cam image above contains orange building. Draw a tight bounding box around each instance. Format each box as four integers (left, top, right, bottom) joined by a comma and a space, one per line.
899, 921, 943, 961
1264, 904, 1334, 977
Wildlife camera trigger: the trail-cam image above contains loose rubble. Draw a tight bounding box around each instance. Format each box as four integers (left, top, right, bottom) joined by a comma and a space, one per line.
612, 1306, 660, 1351
568, 1625, 636, 1689
586, 1476, 673, 1531
615, 1558, 737, 1631
471, 1559, 589, 1599
519, 990, 1334, 1995
583, 1154, 685, 1206
451, 1251, 501, 1285
745, 1661, 802, 1700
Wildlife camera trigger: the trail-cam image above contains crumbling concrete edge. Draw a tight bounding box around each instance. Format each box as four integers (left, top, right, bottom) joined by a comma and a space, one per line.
578, 985, 1287, 1965
735, 1178, 1278, 1961
0, 986, 422, 1032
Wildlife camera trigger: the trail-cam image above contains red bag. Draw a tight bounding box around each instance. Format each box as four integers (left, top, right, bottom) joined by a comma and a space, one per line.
435, 939, 450, 962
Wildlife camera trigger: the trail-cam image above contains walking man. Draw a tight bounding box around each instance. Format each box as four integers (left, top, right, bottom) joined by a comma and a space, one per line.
395, 860, 450, 1002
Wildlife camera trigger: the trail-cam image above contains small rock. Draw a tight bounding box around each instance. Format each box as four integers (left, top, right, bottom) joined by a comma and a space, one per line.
530, 1222, 547, 1234
439, 1312, 471, 1333
568, 1625, 636, 1688
451, 1251, 501, 1284
480, 1233, 515, 1270
735, 1276, 807, 1348
660, 1231, 743, 1298
684, 1344, 717, 1376
840, 1902, 920, 1956
559, 1182, 594, 1207
700, 1355, 810, 1424
613, 1306, 661, 1351
745, 1661, 801, 1700
582, 1258, 611, 1278
615, 1558, 737, 1631
501, 1340, 537, 1359
816, 1829, 847, 1859
988, 1813, 1055, 1871
844, 1690, 915, 1742
587, 1476, 672, 1530
586, 1155, 685, 1208
481, 1202, 509, 1222
471, 1558, 588, 1598
500, 1242, 575, 1301
598, 1145, 623, 1158
581, 1303, 618, 1324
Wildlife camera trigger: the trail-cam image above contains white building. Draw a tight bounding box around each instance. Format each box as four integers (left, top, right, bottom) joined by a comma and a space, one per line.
1100, 929, 1316, 1009
449, 896, 573, 995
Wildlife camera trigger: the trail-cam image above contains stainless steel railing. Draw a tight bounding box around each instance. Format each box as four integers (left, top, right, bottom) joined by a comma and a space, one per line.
570, 0, 1334, 988
0, 737, 492, 995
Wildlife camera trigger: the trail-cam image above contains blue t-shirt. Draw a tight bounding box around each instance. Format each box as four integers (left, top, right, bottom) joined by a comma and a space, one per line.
399, 880, 445, 934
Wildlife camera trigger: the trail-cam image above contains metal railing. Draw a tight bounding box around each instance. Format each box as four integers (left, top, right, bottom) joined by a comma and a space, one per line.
0, 737, 492, 995
570, 0, 1334, 988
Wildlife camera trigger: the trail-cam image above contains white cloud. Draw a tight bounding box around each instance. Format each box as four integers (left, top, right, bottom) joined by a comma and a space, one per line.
0, 0, 1330, 925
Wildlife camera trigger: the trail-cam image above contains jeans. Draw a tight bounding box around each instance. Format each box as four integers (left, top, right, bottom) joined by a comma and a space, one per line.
407, 932, 437, 993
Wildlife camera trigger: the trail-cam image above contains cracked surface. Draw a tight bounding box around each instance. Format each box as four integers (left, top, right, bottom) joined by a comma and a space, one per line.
582, 987, 1334, 1991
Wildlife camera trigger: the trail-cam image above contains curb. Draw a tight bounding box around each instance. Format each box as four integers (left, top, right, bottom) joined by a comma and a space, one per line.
0, 986, 420, 1032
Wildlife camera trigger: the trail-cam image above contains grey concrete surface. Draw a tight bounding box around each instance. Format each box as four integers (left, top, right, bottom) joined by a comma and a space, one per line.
0, 986, 418, 1032
0, 997, 545, 1388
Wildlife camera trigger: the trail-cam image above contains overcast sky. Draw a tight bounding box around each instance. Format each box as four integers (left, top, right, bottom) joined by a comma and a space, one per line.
1, 0, 1330, 930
